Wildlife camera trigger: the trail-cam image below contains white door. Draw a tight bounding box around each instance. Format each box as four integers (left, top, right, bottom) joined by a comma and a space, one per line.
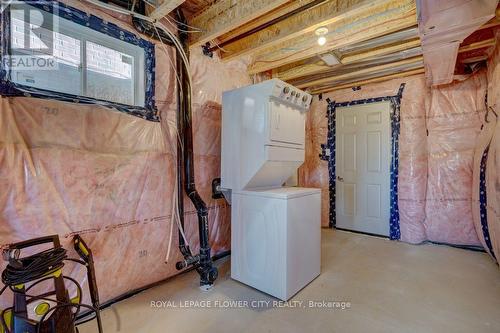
335, 101, 391, 236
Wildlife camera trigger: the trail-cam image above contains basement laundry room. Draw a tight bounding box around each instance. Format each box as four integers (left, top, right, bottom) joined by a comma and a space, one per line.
0, 0, 499, 332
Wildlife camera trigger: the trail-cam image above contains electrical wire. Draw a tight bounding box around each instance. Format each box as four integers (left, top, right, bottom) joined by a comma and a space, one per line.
1, 248, 67, 287
163, 15, 202, 33
210, 39, 228, 53
81, 0, 195, 260
152, 23, 192, 262
163, 13, 203, 32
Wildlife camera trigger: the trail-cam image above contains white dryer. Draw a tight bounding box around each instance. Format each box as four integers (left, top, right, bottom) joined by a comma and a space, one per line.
221, 79, 321, 301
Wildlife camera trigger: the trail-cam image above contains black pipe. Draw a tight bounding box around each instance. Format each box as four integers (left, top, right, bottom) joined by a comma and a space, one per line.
206, 0, 328, 53
175, 46, 192, 262
175, 9, 218, 287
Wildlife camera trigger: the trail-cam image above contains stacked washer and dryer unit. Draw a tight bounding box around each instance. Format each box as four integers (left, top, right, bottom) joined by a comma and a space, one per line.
221, 79, 321, 301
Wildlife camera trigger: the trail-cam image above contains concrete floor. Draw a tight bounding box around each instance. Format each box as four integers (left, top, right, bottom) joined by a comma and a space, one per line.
80, 230, 500, 333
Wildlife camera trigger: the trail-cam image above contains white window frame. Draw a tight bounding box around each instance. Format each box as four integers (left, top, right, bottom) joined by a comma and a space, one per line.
10, 3, 146, 107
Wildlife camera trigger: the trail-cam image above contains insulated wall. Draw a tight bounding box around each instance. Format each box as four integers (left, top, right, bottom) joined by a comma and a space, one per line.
472, 30, 500, 260
299, 72, 488, 246
0, 0, 251, 308
425, 73, 486, 246
486, 33, 500, 260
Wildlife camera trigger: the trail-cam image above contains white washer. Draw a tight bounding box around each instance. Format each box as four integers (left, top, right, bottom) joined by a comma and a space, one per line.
230, 187, 321, 301
221, 79, 320, 300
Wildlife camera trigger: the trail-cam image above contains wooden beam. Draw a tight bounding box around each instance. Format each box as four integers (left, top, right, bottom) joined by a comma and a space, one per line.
311, 67, 424, 94
277, 61, 334, 81
341, 38, 421, 64
219, 0, 371, 61
247, 0, 417, 74
458, 38, 496, 53
275, 31, 420, 81
216, 0, 321, 46
296, 55, 423, 88
187, 0, 290, 48
461, 55, 489, 64
149, 0, 185, 20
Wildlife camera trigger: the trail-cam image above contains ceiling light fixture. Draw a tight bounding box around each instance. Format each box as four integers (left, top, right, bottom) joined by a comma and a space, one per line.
315, 26, 329, 46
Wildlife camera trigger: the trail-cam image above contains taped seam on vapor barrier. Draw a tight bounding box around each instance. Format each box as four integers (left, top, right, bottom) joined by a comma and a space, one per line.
0, 0, 158, 121
322, 83, 405, 240
479, 145, 496, 259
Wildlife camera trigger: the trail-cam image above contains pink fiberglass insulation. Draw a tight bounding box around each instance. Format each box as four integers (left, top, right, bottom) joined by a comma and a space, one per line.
487, 116, 500, 261
0, 0, 251, 308
425, 73, 487, 246
299, 72, 489, 246
471, 34, 498, 257
483, 32, 500, 260
472, 111, 496, 257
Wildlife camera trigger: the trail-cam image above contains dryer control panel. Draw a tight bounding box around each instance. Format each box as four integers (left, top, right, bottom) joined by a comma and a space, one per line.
271, 80, 312, 110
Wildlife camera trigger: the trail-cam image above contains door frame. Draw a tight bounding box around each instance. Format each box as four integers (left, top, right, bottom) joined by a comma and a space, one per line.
319, 83, 405, 240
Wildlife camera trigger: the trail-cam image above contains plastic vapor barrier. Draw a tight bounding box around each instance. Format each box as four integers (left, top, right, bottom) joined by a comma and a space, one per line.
473, 31, 500, 260
299, 72, 490, 247
0, 0, 251, 308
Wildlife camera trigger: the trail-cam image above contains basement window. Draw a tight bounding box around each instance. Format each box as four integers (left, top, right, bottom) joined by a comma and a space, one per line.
1, 1, 157, 120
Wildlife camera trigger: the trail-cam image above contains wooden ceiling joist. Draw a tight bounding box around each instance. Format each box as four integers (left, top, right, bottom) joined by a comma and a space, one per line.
341, 38, 421, 64
218, 0, 369, 61
276, 61, 337, 82
295, 55, 423, 89
216, 0, 322, 46
336, 26, 418, 53
247, 0, 417, 74
311, 67, 425, 94
149, 0, 186, 19
187, 0, 290, 48
275, 41, 422, 82
457, 38, 496, 54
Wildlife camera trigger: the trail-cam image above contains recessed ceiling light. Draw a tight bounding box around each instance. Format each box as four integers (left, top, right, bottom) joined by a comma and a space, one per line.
317, 36, 327, 46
